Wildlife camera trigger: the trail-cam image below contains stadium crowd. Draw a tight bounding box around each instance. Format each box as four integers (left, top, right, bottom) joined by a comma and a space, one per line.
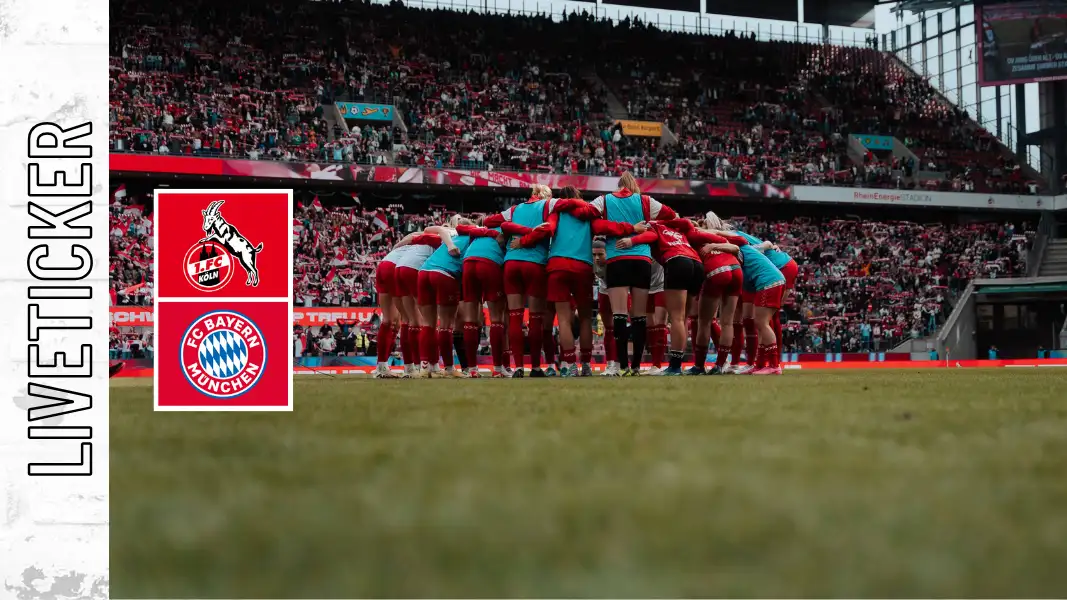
109, 187, 1033, 359
109, 0, 1043, 193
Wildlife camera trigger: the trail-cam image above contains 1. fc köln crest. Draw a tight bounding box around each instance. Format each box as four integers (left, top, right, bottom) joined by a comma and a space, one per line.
155, 191, 291, 299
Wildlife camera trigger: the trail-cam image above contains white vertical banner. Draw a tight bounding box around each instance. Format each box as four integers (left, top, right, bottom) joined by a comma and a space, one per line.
0, 0, 110, 597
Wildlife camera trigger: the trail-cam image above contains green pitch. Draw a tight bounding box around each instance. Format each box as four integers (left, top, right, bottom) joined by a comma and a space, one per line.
110, 370, 1067, 598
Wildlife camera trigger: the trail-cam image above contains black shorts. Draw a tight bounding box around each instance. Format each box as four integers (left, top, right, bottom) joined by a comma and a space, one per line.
605, 258, 652, 290
663, 256, 705, 295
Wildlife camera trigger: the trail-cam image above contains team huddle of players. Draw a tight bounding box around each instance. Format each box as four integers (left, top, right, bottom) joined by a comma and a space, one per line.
370, 173, 798, 378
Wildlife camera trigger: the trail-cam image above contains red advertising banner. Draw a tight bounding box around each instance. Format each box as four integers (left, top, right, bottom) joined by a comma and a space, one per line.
153, 189, 294, 412
110, 154, 792, 199
113, 306, 552, 328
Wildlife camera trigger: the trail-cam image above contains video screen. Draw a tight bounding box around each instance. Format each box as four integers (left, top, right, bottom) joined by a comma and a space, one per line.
979, 1, 1067, 85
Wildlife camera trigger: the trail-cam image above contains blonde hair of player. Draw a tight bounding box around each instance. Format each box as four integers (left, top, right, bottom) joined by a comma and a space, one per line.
530, 184, 552, 200
703, 210, 734, 233
618, 171, 641, 195
447, 214, 474, 229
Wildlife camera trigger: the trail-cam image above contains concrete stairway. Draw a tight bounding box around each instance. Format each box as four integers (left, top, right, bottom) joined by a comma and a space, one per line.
1038, 238, 1067, 277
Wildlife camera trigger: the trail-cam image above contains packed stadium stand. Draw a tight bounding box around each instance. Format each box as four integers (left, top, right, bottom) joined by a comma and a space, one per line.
109, 0, 1043, 194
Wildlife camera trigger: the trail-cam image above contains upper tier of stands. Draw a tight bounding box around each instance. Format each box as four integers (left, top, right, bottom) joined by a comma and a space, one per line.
109, 0, 1042, 194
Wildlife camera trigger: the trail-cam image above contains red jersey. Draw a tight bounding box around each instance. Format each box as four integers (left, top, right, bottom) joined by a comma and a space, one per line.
659, 219, 743, 269
628, 222, 700, 263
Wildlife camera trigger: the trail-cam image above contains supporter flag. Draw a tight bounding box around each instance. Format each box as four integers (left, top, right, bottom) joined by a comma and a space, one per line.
311, 196, 324, 212
124, 204, 145, 217
113, 184, 127, 204
369, 231, 384, 243
372, 210, 390, 230
350, 193, 361, 206
293, 218, 304, 242
324, 267, 339, 284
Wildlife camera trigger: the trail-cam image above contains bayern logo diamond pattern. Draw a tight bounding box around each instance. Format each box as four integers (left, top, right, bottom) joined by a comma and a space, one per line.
198, 329, 250, 379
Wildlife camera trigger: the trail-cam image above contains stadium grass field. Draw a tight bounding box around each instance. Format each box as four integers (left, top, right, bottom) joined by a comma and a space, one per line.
111, 370, 1067, 598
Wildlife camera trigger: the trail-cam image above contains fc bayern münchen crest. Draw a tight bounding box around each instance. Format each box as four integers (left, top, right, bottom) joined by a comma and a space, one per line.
181, 310, 267, 399
184, 241, 234, 292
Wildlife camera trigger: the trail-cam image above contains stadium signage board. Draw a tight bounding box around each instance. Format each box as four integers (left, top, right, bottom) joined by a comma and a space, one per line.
335, 102, 395, 122
153, 189, 295, 411
792, 185, 1056, 211
616, 120, 664, 137
978, 1, 1067, 86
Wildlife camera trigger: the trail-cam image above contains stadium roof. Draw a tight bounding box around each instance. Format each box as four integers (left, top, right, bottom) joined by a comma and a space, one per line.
632, 0, 974, 29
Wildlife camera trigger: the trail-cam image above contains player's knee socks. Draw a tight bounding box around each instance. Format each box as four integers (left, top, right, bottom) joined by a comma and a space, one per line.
508, 309, 525, 370
686, 316, 698, 352
612, 314, 629, 368
710, 319, 722, 347
743, 318, 757, 364
730, 321, 744, 365
542, 325, 556, 367
463, 322, 480, 370
528, 313, 544, 370
715, 343, 731, 368
489, 322, 506, 368
769, 343, 780, 368
453, 330, 468, 370
399, 324, 412, 365
630, 315, 647, 371
668, 349, 684, 371
580, 347, 592, 365
437, 328, 455, 367
695, 344, 709, 369
419, 325, 436, 365
410, 325, 421, 365
650, 324, 666, 367
756, 344, 772, 369
377, 322, 392, 364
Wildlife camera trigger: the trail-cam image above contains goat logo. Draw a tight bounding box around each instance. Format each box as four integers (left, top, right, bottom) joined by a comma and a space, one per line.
198, 200, 264, 287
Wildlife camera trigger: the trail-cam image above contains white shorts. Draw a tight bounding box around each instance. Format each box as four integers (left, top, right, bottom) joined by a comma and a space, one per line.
650, 261, 664, 295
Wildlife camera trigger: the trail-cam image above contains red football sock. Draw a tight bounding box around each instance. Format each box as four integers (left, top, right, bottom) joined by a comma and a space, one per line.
756, 344, 769, 369
603, 324, 616, 363
409, 325, 420, 365
710, 319, 722, 347
580, 348, 592, 365
376, 322, 392, 363
743, 318, 757, 365
528, 312, 544, 370
715, 344, 731, 368
399, 324, 413, 365
463, 322, 480, 369
769, 343, 780, 368
508, 309, 525, 370
561, 348, 577, 364
650, 324, 666, 368
489, 323, 506, 368
730, 322, 744, 366
542, 324, 556, 367
419, 325, 436, 365
687, 316, 698, 354
437, 328, 454, 367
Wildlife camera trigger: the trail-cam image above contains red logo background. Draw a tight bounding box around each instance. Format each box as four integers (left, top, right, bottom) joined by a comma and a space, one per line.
156, 301, 291, 408
156, 192, 290, 298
